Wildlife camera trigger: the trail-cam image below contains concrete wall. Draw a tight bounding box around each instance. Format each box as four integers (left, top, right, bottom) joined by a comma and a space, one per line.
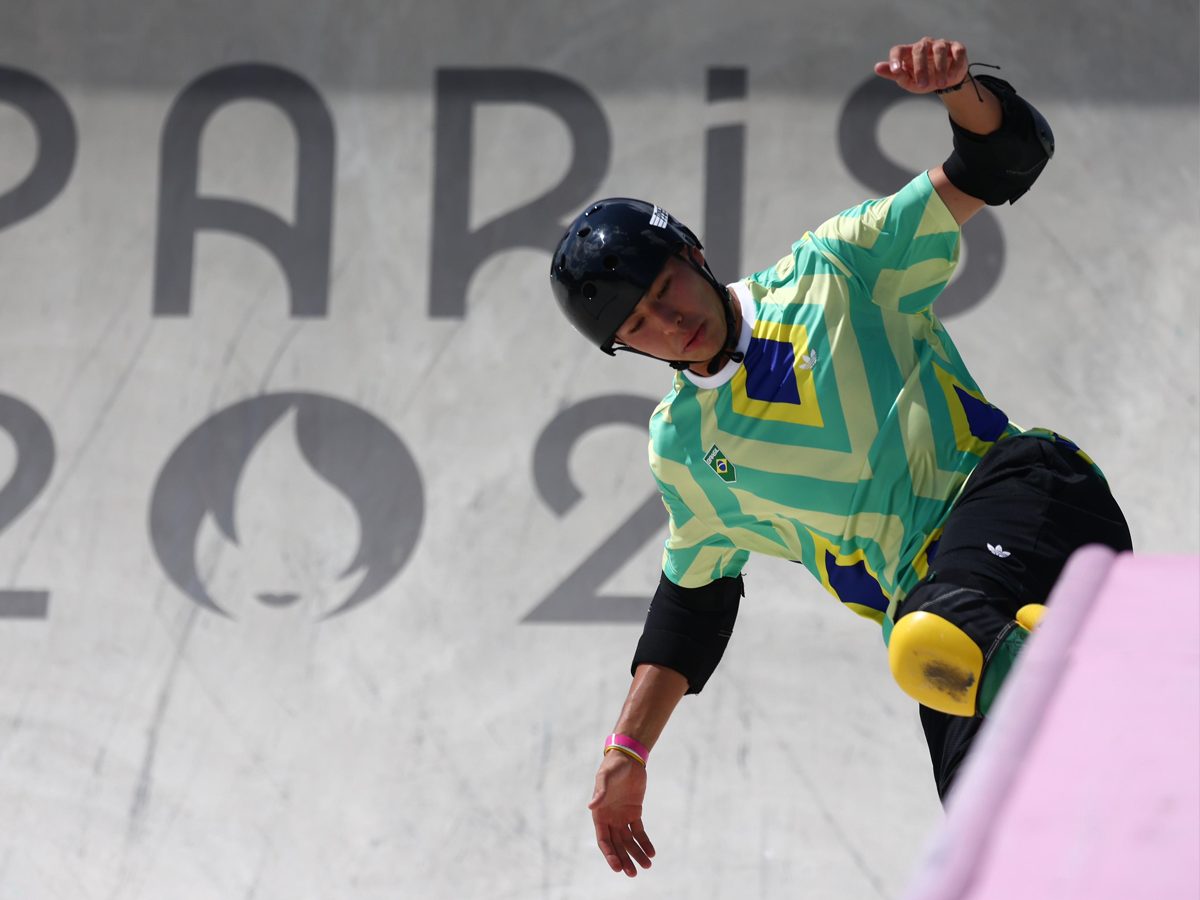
0, 2, 1196, 898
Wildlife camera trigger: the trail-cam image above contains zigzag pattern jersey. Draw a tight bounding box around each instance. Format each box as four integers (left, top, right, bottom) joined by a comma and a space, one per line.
648, 172, 1089, 626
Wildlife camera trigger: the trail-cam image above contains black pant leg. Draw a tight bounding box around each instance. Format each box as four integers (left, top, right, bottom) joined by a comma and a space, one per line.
905, 435, 1133, 803
919, 704, 985, 803
929, 436, 1133, 608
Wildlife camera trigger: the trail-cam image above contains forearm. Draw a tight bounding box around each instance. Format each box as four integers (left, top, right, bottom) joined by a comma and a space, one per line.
940, 79, 1002, 135
611, 663, 689, 751
928, 80, 1004, 223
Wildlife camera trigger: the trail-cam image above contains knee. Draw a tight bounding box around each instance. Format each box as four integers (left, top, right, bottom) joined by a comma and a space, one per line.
889, 602, 984, 717
888, 581, 1033, 718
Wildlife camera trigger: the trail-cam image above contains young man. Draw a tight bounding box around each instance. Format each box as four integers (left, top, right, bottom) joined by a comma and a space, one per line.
548, 38, 1131, 878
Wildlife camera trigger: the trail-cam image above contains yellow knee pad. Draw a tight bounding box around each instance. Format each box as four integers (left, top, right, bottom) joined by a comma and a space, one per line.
1015, 603, 1046, 631
888, 611, 984, 717
889, 605, 1045, 717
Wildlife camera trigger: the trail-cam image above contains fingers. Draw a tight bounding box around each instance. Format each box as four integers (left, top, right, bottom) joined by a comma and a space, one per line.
621, 821, 653, 870
877, 38, 967, 93
875, 44, 912, 86
875, 47, 912, 89
947, 41, 969, 86
931, 40, 948, 88
911, 39, 929, 88
593, 818, 654, 877
630, 819, 656, 860
594, 821, 630, 875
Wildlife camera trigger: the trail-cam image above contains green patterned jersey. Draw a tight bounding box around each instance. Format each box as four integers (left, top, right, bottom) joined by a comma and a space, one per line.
648, 172, 1025, 624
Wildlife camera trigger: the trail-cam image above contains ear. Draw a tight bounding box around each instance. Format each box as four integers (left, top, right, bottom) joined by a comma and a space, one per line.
688, 246, 707, 267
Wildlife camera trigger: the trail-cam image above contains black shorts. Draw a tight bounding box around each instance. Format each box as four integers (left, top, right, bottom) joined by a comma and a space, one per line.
898, 434, 1133, 801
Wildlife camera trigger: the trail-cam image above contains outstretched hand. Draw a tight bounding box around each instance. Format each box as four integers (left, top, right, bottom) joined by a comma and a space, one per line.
589, 751, 656, 877
875, 37, 969, 94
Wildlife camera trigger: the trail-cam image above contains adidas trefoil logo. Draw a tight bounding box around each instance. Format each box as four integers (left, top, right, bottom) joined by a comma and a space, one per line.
987, 543, 1011, 558
799, 349, 818, 370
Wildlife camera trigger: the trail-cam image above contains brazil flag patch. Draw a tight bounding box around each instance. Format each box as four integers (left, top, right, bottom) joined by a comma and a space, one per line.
703, 444, 736, 483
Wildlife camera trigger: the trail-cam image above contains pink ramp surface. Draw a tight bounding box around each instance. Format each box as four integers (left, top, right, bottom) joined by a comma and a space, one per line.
902, 548, 1200, 900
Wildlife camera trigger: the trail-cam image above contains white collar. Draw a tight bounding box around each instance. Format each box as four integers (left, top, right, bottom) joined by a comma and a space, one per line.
682, 281, 755, 389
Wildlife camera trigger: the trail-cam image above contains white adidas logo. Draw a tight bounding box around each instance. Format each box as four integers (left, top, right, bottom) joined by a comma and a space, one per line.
799, 349, 818, 370
987, 543, 1011, 558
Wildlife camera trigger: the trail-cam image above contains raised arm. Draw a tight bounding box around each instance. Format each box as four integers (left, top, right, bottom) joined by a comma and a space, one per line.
874, 37, 1054, 225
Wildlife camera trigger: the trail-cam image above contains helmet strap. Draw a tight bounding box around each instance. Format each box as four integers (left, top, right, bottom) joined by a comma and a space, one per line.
610, 343, 691, 369
682, 255, 745, 376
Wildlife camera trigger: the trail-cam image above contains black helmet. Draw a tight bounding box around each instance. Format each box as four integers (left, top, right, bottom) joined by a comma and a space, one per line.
550, 198, 704, 355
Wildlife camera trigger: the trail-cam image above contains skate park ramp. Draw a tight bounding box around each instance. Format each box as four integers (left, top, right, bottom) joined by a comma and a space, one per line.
0, 2, 1196, 898
901, 548, 1200, 900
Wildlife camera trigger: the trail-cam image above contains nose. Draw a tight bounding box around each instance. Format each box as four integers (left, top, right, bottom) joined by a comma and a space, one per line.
648, 300, 684, 333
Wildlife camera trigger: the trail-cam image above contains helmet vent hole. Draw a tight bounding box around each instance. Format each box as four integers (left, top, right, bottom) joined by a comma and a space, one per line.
583, 283, 597, 300
577, 226, 591, 238
603, 254, 619, 270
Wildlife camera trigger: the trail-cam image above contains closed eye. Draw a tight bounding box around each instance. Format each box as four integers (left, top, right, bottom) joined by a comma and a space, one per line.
657, 276, 671, 299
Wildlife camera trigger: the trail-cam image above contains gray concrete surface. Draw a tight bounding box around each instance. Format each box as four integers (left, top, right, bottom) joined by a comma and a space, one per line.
0, 2, 1196, 898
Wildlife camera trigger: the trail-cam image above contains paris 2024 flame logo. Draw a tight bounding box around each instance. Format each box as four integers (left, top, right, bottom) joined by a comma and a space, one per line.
149, 393, 423, 619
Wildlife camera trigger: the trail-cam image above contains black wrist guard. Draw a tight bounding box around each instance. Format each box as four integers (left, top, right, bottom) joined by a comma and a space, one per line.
631, 571, 744, 695
942, 75, 1055, 206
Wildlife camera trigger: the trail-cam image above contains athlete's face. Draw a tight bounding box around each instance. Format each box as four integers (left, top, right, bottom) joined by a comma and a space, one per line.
613, 249, 735, 375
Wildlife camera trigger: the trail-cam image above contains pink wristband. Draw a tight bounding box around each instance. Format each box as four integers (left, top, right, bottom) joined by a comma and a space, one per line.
604, 733, 649, 766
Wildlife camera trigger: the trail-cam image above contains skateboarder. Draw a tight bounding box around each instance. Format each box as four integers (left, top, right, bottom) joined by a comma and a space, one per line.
548, 37, 1132, 877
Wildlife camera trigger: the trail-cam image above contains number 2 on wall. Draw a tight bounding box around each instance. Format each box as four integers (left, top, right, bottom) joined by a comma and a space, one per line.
0, 395, 55, 617
523, 394, 663, 624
